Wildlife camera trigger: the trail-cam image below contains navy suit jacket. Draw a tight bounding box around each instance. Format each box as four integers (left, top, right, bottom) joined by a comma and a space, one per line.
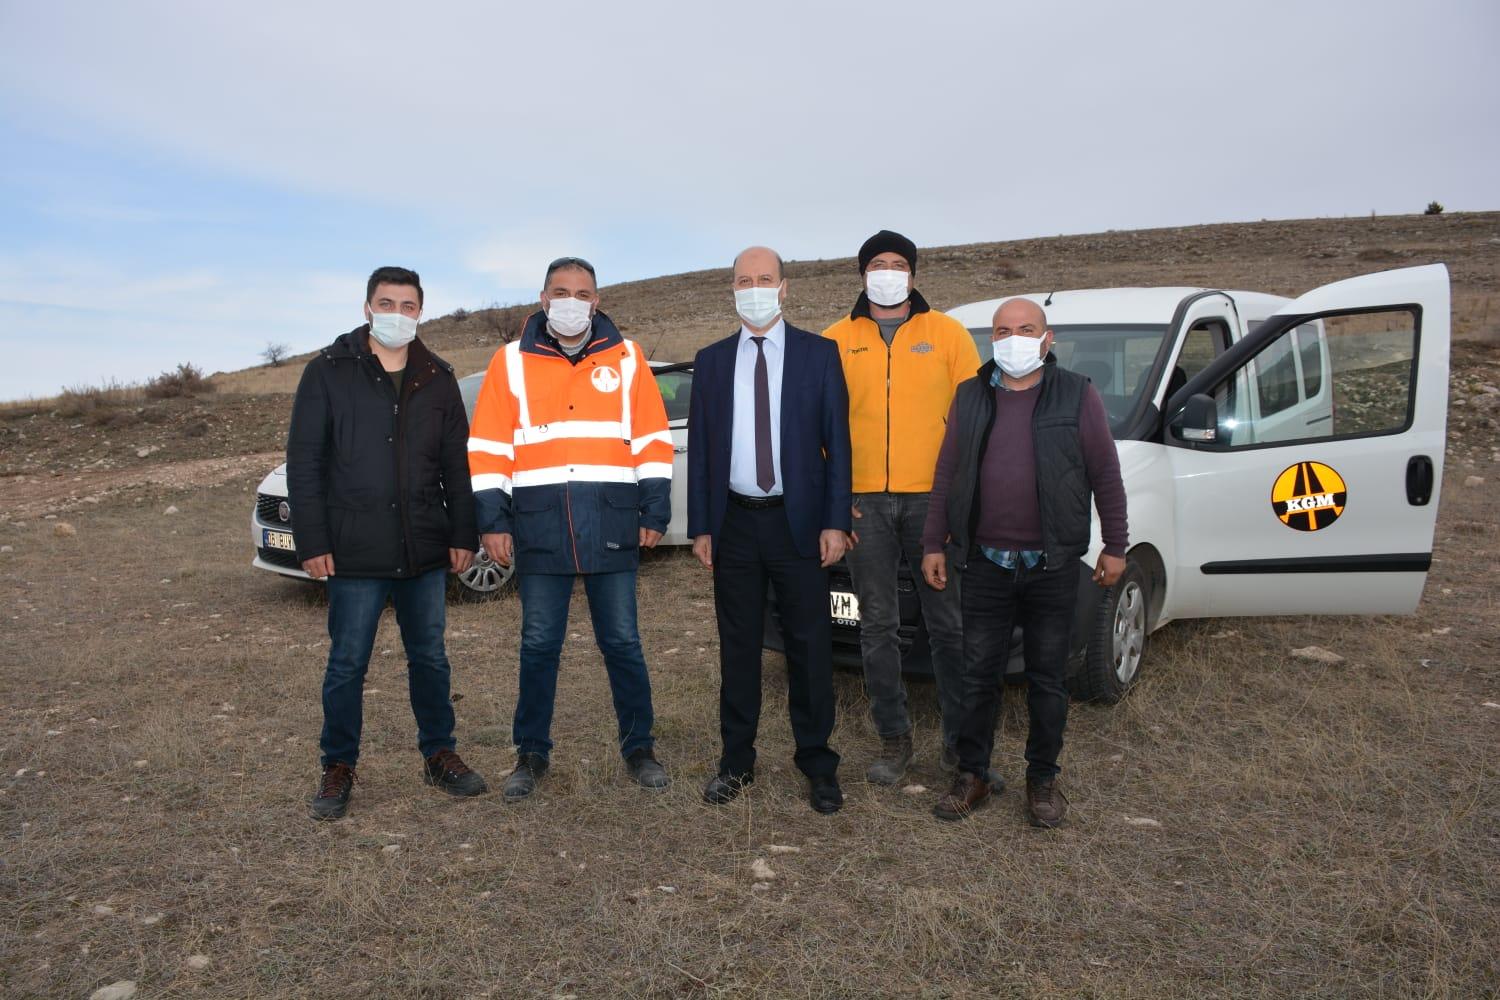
687, 322, 853, 559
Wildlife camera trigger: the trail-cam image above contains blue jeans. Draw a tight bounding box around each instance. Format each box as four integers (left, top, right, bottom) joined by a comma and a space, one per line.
514, 571, 655, 760
320, 568, 456, 767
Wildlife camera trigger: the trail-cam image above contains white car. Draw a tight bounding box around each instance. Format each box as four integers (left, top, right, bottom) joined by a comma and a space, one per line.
819, 264, 1450, 702
251, 360, 694, 598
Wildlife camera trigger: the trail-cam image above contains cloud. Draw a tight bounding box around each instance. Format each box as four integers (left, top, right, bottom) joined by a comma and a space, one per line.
0, 252, 369, 398
0, 0, 1495, 400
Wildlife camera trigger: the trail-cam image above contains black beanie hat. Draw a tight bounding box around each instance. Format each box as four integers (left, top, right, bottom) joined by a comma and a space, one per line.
858, 230, 917, 274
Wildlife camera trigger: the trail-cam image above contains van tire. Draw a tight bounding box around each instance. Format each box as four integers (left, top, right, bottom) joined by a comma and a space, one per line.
1070, 558, 1149, 704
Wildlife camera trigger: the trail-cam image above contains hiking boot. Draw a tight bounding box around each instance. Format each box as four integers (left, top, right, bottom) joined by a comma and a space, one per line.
865, 731, 914, 785
310, 762, 355, 821
423, 749, 488, 797
939, 744, 959, 776
702, 771, 753, 805
625, 747, 669, 790
502, 753, 549, 802
1025, 777, 1069, 828
932, 771, 991, 822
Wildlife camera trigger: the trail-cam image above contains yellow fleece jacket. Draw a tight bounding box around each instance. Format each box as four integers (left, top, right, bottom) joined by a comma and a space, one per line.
822, 292, 982, 493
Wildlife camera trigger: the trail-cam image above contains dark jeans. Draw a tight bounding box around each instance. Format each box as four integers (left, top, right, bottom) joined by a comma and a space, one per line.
514, 570, 655, 760
713, 502, 840, 779
955, 553, 1079, 783
320, 567, 456, 767
846, 492, 965, 745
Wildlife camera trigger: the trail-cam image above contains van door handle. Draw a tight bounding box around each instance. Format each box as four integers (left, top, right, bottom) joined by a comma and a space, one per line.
1406, 455, 1433, 506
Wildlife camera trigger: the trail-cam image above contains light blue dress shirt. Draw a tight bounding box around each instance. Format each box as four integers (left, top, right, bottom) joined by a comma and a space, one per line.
729, 319, 784, 497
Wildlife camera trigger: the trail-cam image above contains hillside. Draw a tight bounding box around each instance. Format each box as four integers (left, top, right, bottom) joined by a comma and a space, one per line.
4, 212, 1499, 483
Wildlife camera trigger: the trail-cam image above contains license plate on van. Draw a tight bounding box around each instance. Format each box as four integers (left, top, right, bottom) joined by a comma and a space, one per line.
263, 529, 296, 552
830, 591, 860, 626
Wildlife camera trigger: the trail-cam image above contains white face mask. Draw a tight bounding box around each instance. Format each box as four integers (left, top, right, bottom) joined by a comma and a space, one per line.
734, 284, 783, 329
368, 311, 417, 349
993, 334, 1046, 379
865, 268, 911, 307
546, 296, 593, 339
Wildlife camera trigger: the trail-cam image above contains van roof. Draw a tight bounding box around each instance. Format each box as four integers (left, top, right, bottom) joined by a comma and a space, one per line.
946, 287, 1291, 328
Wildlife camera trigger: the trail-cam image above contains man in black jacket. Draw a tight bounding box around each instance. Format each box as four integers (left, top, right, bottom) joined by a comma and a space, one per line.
920, 298, 1128, 828
287, 266, 486, 820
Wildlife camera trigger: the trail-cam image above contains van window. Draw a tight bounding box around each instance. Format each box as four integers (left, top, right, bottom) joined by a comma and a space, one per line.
1181, 308, 1415, 448
1296, 324, 1324, 398
969, 323, 1169, 437
1255, 335, 1300, 417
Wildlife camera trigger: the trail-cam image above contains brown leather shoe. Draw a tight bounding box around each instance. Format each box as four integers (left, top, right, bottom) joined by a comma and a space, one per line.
932, 772, 991, 821
1025, 778, 1068, 828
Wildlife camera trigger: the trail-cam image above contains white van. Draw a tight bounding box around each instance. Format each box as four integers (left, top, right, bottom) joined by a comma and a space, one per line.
819, 264, 1450, 702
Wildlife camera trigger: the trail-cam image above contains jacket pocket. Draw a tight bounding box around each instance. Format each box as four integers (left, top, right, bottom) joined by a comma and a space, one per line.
599, 483, 640, 552
411, 486, 453, 549
513, 490, 559, 554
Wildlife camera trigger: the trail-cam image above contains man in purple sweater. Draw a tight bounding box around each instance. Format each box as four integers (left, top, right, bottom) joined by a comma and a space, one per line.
920, 298, 1128, 827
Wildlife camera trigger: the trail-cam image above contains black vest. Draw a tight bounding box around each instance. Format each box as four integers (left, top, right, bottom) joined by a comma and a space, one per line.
941, 356, 1092, 571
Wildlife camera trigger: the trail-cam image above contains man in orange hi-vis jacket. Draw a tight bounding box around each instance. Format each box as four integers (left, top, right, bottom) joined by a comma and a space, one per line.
467, 256, 674, 802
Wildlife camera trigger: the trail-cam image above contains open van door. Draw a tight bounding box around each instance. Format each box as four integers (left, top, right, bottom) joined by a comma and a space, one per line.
1162, 264, 1449, 618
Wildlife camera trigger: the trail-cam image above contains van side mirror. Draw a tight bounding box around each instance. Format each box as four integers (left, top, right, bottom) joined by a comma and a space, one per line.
1173, 393, 1219, 443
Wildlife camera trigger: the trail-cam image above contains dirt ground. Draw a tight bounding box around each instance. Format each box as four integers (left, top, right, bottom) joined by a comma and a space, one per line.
2, 214, 1499, 998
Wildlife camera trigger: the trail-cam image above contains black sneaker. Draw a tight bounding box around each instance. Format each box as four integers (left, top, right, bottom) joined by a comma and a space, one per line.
502, 752, 549, 802
625, 748, 669, 790
423, 749, 488, 797
310, 762, 354, 821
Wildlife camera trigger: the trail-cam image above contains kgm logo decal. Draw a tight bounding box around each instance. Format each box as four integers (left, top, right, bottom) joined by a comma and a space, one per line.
1271, 461, 1347, 532
591, 365, 621, 393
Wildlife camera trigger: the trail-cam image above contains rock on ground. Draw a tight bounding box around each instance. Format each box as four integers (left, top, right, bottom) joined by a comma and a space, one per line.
90, 983, 138, 1000
1291, 645, 1345, 665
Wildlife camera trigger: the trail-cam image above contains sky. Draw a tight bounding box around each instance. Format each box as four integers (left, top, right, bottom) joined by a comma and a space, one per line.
0, 0, 1496, 400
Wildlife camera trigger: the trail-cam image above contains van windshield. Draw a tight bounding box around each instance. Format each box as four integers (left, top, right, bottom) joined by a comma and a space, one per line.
967, 324, 1169, 437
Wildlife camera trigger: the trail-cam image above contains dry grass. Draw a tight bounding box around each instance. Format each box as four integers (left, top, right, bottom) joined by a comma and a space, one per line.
1, 457, 1497, 998
3, 213, 1499, 997
0, 381, 147, 421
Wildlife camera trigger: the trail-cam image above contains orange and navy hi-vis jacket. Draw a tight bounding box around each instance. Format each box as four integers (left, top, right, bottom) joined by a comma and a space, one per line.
822, 289, 982, 494
467, 311, 674, 575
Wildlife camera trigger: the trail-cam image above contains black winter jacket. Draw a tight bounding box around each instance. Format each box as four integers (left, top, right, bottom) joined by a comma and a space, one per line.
286, 327, 478, 579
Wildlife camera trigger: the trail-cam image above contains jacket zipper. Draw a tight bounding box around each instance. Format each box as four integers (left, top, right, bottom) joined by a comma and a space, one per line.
565, 359, 582, 572
884, 330, 893, 492
389, 356, 439, 575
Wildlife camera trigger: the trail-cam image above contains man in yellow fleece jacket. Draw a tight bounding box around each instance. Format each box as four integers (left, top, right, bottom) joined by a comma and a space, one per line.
822, 230, 981, 785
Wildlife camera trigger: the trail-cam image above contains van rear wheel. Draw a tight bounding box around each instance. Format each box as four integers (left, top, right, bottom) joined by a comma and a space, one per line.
1070, 558, 1148, 704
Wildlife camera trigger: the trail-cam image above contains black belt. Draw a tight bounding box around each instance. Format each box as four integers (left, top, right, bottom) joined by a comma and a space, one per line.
729, 491, 785, 510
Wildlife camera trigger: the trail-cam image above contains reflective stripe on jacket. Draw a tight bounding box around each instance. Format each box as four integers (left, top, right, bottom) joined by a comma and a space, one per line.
467, 311, 673, 575
822, 290, 982, 493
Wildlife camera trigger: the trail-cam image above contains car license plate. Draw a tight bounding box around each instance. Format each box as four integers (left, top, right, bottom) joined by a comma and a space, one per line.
263, 529, 296, 552
830, 590, 860, 625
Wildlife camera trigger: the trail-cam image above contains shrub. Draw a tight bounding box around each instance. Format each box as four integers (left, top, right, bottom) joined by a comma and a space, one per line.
261, 342, 291, 367
52, 380, 142, 418
447, 307, 471, 322
145, 363, 216, 400
1425, 201, 1444, 215
478, 302, 530, 344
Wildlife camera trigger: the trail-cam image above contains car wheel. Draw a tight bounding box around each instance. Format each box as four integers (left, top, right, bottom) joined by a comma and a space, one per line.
1070, 558, 1149, 704
452, 546, 514, 601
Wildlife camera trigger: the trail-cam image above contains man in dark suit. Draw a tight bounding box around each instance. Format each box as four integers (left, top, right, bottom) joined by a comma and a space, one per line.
687, 245, 854, 814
